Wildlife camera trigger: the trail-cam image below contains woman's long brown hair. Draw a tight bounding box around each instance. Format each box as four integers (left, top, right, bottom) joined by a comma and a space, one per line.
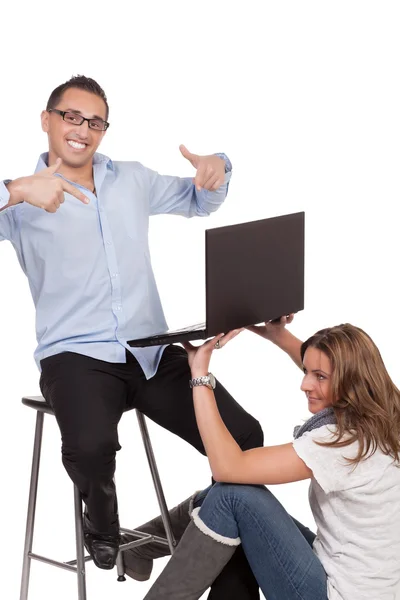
301, 324, 400, 465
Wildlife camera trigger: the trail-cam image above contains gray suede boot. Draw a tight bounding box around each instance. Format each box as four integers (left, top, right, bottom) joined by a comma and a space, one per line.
144, 509, 240, 600
120, 493, 196, 581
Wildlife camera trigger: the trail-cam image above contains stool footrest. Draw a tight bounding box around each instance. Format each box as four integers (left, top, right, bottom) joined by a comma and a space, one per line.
28, 529, 170, 572
29, 552, 91, 573
119, 527, 171, 549
65, 556, 93, 567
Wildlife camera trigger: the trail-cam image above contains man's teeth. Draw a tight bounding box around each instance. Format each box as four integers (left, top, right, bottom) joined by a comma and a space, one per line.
67, 140, 86, 149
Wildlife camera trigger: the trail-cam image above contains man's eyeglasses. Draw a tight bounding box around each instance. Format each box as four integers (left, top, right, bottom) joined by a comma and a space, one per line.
48, 109, 110, 131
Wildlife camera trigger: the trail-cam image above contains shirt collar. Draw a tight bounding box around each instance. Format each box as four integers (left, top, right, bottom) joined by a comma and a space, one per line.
34, 152, 114, 174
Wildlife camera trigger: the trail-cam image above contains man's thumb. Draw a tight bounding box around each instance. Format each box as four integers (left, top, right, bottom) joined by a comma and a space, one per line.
179, 144, 197, 165
47, 157, 62, 175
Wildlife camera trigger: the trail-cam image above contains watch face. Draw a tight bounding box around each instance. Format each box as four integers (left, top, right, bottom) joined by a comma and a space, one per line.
209, 373, 216, 389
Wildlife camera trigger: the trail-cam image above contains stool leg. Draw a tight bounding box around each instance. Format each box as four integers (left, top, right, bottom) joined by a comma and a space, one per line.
73, 486, 87, 600
116, 551, 126, 582
136, 410, 176, 554
20, 412, 44, 600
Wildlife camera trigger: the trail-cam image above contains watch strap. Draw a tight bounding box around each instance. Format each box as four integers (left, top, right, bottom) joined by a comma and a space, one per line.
189, 373, 214, 389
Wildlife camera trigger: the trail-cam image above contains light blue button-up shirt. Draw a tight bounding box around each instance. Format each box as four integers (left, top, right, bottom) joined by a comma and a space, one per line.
0, 153, 231, 378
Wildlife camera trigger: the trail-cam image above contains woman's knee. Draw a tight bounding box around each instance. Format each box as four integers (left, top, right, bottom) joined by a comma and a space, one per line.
208, 482, 263, 505
210, 483, 278, 518
195, 483, 270, 543
195, 483, 243, 543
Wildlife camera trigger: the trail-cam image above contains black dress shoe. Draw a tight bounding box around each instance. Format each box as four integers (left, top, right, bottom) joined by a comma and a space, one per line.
83, 513, 121, 570
84, 530, 121, 570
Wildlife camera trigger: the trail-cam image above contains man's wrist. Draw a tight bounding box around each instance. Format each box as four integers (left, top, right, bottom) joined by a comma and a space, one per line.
6, 178, 25, 205
214, 153, 232, 173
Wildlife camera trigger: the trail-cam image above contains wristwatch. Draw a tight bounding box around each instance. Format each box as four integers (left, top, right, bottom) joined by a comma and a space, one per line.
189, 372, 216, 390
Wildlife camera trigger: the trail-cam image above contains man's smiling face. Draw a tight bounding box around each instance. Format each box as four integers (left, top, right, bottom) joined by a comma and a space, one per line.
41, 87, 108, 169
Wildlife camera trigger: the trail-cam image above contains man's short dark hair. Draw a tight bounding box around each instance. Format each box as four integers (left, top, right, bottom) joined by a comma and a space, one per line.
46, 75, 109, 120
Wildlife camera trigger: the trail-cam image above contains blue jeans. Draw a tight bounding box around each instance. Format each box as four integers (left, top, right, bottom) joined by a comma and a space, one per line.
193, 483, 328, 600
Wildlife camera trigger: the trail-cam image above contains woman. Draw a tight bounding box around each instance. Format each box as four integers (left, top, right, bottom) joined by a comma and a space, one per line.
139, 316, 400, 600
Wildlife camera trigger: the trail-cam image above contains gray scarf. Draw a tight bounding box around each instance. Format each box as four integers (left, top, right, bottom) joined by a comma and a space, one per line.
293, 407, 336, 439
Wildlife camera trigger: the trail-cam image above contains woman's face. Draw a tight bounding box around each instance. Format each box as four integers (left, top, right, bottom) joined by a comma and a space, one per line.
301, 347, 334, 414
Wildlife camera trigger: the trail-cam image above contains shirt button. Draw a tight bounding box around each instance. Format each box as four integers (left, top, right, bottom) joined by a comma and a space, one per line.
111, 273, 118, 278
116, 305, 121, 311
106, 240, 112, 246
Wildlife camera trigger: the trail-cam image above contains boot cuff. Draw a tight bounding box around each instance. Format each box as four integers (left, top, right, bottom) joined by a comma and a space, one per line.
191, 507, 241, 546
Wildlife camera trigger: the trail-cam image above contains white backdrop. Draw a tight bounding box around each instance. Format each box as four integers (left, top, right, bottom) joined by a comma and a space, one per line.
1, 1, 399, 599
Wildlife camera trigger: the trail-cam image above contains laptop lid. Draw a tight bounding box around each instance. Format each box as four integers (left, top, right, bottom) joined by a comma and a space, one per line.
205, 211, 305, 337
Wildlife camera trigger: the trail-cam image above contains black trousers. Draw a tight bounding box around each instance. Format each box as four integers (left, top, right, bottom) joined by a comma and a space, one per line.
40, 345, 263, 599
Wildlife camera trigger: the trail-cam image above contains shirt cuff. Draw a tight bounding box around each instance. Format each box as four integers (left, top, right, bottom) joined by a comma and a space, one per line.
0, 180, 11, 210
224, 170, 232, 185
214, 153, 232, 173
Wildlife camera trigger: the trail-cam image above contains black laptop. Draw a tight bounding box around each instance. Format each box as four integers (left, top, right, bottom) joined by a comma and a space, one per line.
128, 211, 305, 347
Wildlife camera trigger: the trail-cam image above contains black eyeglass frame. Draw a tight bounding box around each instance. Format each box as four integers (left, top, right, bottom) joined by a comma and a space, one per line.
48, 108, 110, 131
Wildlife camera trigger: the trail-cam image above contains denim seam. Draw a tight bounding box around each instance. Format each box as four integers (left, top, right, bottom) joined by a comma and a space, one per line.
239, 501, 318, 600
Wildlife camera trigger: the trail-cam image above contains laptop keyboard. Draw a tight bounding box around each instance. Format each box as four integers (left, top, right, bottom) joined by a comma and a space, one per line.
164, 322, 205, 334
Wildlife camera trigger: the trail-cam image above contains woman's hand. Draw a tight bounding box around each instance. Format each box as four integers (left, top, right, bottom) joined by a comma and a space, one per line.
246, 313, 295, 343
183, 329, 243, 377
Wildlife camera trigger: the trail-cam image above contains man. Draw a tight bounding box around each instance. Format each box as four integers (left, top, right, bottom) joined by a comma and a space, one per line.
0, 76, 262, 598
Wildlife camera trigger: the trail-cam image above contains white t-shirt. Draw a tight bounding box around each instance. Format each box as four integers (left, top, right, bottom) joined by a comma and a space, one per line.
293, 425, 400, 600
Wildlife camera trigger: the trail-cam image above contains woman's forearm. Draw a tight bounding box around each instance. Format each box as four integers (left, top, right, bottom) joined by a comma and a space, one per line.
192, 386, 243, 481
272, 329, 303, 369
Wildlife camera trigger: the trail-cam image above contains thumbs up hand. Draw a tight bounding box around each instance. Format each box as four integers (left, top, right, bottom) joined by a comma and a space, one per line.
179, 144, 226, 192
